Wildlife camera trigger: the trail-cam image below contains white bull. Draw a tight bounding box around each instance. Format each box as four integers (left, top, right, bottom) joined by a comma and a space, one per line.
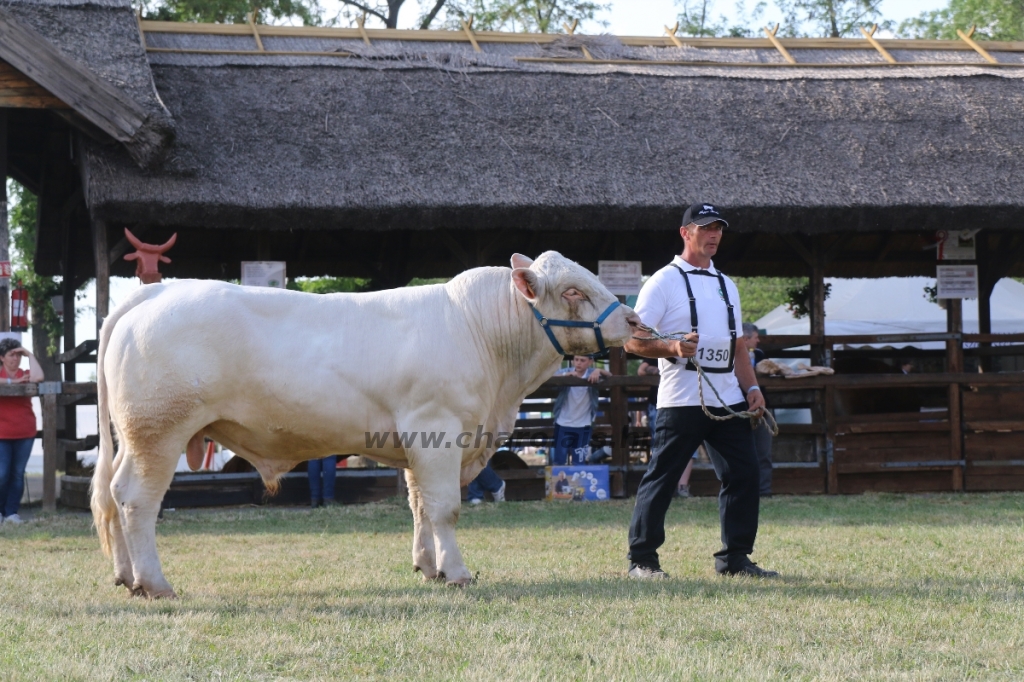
91, 252, 640, 597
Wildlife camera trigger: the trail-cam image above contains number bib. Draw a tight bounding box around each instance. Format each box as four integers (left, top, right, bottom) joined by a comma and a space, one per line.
689, 335, 734, 373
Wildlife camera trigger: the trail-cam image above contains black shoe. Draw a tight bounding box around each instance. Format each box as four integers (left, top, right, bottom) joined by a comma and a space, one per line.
628, 563, 669, 580
719, 562, 780, 578
310, 498, 322, 508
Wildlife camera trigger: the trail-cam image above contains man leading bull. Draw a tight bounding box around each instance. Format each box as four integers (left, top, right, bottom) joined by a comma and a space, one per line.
625, 203, 779, 579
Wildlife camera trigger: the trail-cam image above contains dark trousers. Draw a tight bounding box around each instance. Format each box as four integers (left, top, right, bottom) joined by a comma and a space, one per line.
0, 438, 34, 517
308, 456, 337, 502
467, 464, 504, 500
551, 424, 592, 466
628, 404, 761, 573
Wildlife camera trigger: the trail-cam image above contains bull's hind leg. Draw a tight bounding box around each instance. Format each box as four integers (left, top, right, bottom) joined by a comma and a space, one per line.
109, 509, 135, 590
102, 445, 136, 590
405, 469, 438, 579
111, 445, 180, 598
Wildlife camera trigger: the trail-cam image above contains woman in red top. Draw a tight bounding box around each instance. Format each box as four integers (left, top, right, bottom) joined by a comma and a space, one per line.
0, 337, 43, 524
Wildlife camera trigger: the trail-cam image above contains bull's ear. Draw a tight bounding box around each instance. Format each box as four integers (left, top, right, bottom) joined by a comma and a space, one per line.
511, 268, 541, 302
510, 253, 534, 270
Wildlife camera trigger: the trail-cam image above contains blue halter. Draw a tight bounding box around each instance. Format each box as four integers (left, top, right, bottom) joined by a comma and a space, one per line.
530, 300, 621, 356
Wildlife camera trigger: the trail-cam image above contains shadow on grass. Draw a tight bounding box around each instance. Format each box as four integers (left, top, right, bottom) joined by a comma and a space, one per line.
80, 572, 1024, 621
13, 492, 1024, 542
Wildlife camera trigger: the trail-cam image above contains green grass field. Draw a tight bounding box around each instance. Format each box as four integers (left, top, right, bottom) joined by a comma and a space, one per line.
2, 493, 1023, 680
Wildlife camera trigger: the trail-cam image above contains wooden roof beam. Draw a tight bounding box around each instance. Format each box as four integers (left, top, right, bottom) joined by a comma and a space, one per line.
0, 9, 169, 166
246, 12, 265, 52
957, 26, 999, 64
461, 16, 481, 52
860, 25, 896, 64
136, 20, 1024, 52
664, 22, 685, 49
763, 24, 796, 64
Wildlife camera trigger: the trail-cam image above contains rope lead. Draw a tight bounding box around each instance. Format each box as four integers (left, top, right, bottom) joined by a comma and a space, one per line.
632, 323, 780, 437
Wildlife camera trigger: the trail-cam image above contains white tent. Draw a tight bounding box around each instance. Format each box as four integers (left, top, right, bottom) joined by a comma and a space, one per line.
755, 277, 1024, 348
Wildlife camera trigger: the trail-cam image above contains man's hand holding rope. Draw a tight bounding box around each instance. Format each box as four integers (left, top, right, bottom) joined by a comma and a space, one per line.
629, 323, 779, 436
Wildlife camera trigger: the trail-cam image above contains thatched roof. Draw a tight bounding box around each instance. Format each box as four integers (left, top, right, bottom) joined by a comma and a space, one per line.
0, 0, 174, 166
74, 22, 1024, 238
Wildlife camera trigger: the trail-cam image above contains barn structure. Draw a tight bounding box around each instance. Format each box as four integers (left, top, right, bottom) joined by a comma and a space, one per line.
1, 0, 1023, 507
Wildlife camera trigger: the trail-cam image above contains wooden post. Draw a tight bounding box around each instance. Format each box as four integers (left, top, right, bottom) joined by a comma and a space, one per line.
977, 233, 994, 372
396, 466, 408, 499
92, 219, 109, 331
809, 259, 827, 367
609, 346, 629, 497
825, 383, 838, 494
948, 382, 964, 492
61, 215, 76, 472
41, 388, 59, 511
0, 109, 9, 332
946, 298, 964, 373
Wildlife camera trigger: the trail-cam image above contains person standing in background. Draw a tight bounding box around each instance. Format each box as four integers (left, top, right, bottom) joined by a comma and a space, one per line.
0, 338, 44, 524
551, 355, 611, 465
308, 455, 337, 507
466, 464, 506, 505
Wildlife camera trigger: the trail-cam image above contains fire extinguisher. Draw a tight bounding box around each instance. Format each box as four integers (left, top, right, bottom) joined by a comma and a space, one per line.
11, 281, 29, 332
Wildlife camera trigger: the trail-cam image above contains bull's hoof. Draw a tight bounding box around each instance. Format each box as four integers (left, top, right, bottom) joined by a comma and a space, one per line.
114, 576, 134, 589
148, 589, 178, 600
445, 576, 474, 588
414, 565, 442, 581
130, 583, 178, 599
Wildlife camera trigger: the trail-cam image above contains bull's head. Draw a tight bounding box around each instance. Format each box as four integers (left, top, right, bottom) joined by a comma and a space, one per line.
510, 252, 641, 356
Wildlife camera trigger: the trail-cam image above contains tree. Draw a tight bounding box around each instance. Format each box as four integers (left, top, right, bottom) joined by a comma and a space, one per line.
675, 0, 766, 38
733, 276, 805, 322
7, 181, 63, 371
772, 0, 889, 38
898, 0, 1024, 41
141, 0, 329, 25
437, 0, 607, 33
287, 276, 369, 293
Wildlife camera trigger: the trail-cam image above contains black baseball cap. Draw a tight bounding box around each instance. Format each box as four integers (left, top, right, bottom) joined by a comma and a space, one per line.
682, 202, 729, 228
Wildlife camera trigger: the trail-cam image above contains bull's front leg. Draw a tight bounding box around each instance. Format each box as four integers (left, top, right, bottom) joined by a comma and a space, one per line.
404, 421, 473, 587
405, 469, 438, 580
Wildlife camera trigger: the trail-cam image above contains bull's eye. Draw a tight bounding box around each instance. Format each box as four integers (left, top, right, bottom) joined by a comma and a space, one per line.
562, 288, 587, 302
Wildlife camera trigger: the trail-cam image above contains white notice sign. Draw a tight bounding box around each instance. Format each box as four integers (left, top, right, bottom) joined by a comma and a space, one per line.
598, 261, 643, 296
241, 261, 287, 288
936, 265, 978, 299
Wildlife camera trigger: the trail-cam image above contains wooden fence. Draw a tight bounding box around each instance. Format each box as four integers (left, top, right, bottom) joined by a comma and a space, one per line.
5, 332, 1023, 508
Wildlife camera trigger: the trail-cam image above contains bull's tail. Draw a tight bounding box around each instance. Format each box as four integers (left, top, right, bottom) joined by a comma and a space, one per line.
90, 284, 166, 557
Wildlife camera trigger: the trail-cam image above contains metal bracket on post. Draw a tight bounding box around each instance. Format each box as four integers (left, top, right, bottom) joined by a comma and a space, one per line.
38, 381, 62, 395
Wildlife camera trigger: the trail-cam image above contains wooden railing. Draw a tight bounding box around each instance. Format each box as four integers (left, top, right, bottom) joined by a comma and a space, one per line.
9, 330, 1024, 508
520, 358, 1024, 496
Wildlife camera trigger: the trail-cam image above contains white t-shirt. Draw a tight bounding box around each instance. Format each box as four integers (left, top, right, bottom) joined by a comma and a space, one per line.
634, 256, 745, 409
555, 368, 595, 427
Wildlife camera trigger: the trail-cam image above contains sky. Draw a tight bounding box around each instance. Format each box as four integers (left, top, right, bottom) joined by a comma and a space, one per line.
336, 0, 949, 35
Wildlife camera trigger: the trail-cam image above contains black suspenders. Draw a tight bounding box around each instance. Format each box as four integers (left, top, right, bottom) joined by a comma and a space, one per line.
670, 265, 737, 374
